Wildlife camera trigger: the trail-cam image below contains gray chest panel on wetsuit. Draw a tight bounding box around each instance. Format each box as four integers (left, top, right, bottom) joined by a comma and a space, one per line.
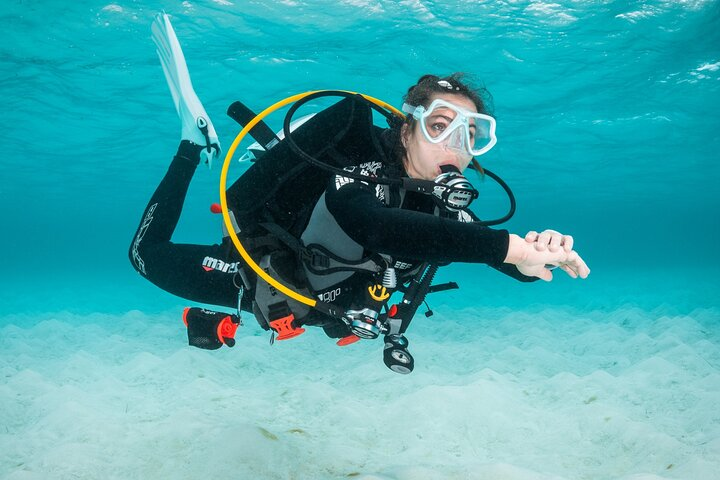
300, 184, 444, 293
300, 192, 364, 292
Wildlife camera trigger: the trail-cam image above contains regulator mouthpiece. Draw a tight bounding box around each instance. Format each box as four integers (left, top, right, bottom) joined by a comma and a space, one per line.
432, 165, 478, 211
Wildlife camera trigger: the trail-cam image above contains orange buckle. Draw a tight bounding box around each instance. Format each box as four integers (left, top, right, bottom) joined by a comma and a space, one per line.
217, 316, 239, 345
336, 334, 360, 347
269, 314, 305, 340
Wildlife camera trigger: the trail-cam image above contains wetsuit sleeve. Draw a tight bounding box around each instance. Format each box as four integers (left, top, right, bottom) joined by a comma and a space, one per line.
324, 175, 510, 265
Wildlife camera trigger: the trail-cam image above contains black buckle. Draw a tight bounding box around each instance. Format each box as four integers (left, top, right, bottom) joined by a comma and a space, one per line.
301, 248, 330, 268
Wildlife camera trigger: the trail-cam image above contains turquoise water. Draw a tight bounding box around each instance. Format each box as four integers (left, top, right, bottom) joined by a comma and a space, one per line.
1, 1, 719, 479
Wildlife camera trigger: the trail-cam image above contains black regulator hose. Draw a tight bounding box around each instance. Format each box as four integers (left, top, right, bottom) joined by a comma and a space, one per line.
477, 168, 516, 226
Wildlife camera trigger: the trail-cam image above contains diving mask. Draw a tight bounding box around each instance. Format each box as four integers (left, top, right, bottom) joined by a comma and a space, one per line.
402, 99, 497, 159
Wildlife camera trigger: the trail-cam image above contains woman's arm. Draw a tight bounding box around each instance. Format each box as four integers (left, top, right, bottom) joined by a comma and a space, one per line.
326, 173, 590, 281
325, 174, 510, 265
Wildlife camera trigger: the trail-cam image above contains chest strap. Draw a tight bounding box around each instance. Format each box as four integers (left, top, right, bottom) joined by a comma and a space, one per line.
258, 222, 388, 275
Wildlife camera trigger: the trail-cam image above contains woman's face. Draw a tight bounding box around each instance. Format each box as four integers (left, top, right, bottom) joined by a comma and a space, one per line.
402, 93, 478, 180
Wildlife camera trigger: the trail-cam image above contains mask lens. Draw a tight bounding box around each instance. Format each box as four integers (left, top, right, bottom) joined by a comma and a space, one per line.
422, 111, 452, 139
468, 117, 493, 154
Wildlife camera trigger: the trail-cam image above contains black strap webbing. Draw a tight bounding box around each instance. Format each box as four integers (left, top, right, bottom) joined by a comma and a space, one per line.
227, 101, 280, 151
258, 222, 384, 274
259, 222, 305, 253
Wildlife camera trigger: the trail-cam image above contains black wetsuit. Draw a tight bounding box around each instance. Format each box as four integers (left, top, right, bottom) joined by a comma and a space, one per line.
129, 141, 535, 324
129, 142, 246, 310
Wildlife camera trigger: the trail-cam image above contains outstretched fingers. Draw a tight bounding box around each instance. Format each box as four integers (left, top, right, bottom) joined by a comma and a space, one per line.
559, 263, 578, 278
562, 250, 590, 279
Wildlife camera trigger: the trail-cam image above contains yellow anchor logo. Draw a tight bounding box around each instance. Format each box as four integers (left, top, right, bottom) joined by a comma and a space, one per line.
368, 284, 390, 302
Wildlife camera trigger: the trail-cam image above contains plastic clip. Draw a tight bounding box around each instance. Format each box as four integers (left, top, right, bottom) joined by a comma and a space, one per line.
269, 314, 305, 341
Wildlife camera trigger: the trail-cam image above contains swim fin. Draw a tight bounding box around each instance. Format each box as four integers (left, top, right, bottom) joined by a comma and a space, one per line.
151, 12, 221, 168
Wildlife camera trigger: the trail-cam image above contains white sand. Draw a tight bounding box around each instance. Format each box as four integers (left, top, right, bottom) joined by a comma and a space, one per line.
1, 303, 718, 480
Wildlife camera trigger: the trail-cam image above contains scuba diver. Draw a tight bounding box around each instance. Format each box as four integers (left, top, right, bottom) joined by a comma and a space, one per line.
130, 13, 590, 373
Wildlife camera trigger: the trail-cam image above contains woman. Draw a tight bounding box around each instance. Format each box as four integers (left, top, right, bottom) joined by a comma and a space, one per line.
130, 14, 589, 357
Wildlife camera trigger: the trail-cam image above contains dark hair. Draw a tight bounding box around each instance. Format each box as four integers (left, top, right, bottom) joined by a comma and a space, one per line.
404, 73, 493, 118
388, 73, 493, 174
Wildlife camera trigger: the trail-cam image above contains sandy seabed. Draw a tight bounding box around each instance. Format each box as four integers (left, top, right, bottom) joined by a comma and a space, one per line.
1, 303, 718, 480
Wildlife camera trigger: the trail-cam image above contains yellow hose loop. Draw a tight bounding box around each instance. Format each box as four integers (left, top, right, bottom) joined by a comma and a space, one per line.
219, 90, 405, 308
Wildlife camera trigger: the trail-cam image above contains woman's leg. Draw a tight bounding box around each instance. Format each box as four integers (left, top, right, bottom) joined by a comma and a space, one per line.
129, 141, 241, 309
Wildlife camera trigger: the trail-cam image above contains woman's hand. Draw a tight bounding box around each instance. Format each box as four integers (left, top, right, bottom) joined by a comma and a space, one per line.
505, 234, 590, 281
525, 229, 573, 253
